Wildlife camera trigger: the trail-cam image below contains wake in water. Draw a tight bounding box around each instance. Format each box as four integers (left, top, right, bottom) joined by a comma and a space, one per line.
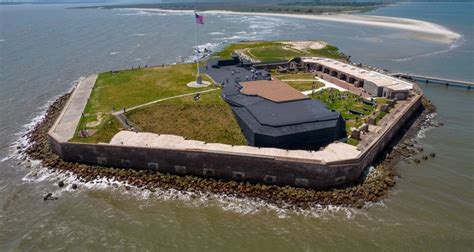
2, 79, 80, 163
416, 112, 439, 139
2, 104, 54, 163
12, 92, 369, 221
20, 164, 359, 219
392, 36, 465, 62
11, 70, 402, 220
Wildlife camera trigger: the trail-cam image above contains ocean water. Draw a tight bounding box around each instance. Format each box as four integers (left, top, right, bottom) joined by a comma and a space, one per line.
0, 2, 472, 250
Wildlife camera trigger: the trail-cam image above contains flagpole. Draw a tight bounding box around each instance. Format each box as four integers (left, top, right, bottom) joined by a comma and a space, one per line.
194, 11, 200, 77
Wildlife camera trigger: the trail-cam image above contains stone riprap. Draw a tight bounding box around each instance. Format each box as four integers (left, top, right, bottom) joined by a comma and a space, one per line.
46, 60, 422, 189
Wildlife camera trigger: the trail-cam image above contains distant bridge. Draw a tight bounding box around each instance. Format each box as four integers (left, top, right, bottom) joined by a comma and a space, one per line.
391, 73, 473, 90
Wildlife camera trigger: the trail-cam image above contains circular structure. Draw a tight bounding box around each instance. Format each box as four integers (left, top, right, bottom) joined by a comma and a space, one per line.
187, 80, 211, 88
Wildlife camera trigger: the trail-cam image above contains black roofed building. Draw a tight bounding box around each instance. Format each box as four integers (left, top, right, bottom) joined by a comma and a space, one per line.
204, 57, 346, 150
222, 78, 346, 150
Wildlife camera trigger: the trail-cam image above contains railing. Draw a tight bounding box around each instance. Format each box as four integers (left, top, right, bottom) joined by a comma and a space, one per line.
391, 73, 473, 89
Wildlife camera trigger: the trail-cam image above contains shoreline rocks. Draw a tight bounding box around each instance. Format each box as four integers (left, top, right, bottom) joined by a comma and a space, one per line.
23, 92, 437, 209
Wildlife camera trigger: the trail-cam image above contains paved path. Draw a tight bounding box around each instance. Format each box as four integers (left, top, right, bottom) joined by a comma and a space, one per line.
112, 88, 219, 116
115, 113, 138, 132
280, 77, 349, 95
49, 74, 98, 142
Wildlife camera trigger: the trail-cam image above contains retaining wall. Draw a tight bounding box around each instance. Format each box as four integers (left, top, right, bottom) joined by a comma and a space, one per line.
47, 134, 359, 189
357, 93, 422, 169
47, 85, 422, 190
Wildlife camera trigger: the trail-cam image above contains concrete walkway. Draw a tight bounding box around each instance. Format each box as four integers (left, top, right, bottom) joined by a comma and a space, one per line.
111, 88, 220, 134
280, 77, 348, 95
49, 74, 98, 142
112, 88, 219, 116
287, 77, 374, 99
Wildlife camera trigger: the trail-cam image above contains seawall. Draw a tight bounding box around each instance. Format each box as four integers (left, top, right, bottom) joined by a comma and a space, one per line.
47, 75, 422, 189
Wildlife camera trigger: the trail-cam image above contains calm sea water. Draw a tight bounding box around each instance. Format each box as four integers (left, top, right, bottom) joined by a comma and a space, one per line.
0, 2, 472, 250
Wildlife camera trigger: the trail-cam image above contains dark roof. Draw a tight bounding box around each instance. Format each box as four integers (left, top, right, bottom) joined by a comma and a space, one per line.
246, 99, 339, 127
218, 71, 340, 127
204, 59, 345, 149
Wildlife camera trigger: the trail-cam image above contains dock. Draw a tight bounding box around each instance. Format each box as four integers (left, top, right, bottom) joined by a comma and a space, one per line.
391, 73, 473, 89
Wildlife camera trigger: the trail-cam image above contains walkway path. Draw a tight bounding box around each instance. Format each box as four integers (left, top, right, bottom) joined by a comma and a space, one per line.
279, 77, 349, 95
49, 74, 97, 142
112, 88, 220, 133
312, 73, 371, 99
111, 88, 219, 116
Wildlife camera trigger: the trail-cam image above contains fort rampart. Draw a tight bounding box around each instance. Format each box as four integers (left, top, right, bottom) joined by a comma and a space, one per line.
47, 74, 422, 189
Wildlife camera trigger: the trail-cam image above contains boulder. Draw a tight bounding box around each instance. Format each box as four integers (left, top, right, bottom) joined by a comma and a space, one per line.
43, 193, 58, 201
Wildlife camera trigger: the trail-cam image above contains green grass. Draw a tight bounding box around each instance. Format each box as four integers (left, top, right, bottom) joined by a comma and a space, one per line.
86, 64, 213, 114
375, 97, 388, 104
272, 72, 316, 80
375, 111, 388, 124
247, 45, 306, 62
126, 90, 247, 146
214, 40, 345, 62
70, 63, 215, 143
70, 115, 122, 143
284, 80, 324, 91
347, 138, 359, 146
213, 41, 283, 58
307, 44, 343, 59
311, 88, 376, 134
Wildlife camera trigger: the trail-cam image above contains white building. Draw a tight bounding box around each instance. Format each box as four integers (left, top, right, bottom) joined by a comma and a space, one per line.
301, 57, 413, 100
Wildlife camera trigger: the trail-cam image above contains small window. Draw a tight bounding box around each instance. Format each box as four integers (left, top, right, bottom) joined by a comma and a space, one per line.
264, 175, 276, 184
295, 178, 309, 187
174, 165, 186, 174
335, 176, 346, 185
232, 172, 245, 180
97, 157, 107, 165
121, 159, 131, 167
148, 162, 159, 170
203, 168, 215, 177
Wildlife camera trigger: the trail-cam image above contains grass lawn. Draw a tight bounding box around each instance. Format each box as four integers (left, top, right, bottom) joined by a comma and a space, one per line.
214, 41, 345, 62
71, 63, 215, 143
86, 64, 214, 114
126, 90, 247, 146
311, 88, 376, 134
70, 115, 122, 143
247, 45, 306, 62
307, 45, 343, 59
272, 72, 316, 80
284, 80, 324, 91
213, 41, 282, 58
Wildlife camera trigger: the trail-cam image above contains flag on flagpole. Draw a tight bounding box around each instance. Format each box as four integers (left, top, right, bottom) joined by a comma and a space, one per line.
195, 12, 204, 25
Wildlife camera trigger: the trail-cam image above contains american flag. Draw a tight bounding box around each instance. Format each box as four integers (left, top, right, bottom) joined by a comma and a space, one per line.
195, 12, 204, 25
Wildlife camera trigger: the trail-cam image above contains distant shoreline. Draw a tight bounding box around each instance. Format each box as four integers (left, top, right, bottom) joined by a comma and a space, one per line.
73, 2, 384, 15
128, 8, 461, 44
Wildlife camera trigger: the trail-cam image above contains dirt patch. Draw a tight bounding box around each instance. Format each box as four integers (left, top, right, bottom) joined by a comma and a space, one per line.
281, 41, 327, 51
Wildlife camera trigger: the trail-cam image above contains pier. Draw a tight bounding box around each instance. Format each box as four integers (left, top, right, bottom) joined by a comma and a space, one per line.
391, 73, 473, 90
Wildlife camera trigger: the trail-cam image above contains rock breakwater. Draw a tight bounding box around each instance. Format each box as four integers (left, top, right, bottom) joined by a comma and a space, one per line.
21, 92, 435, 209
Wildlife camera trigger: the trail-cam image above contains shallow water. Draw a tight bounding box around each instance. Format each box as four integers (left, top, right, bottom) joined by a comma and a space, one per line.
0, 2, 473, 250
